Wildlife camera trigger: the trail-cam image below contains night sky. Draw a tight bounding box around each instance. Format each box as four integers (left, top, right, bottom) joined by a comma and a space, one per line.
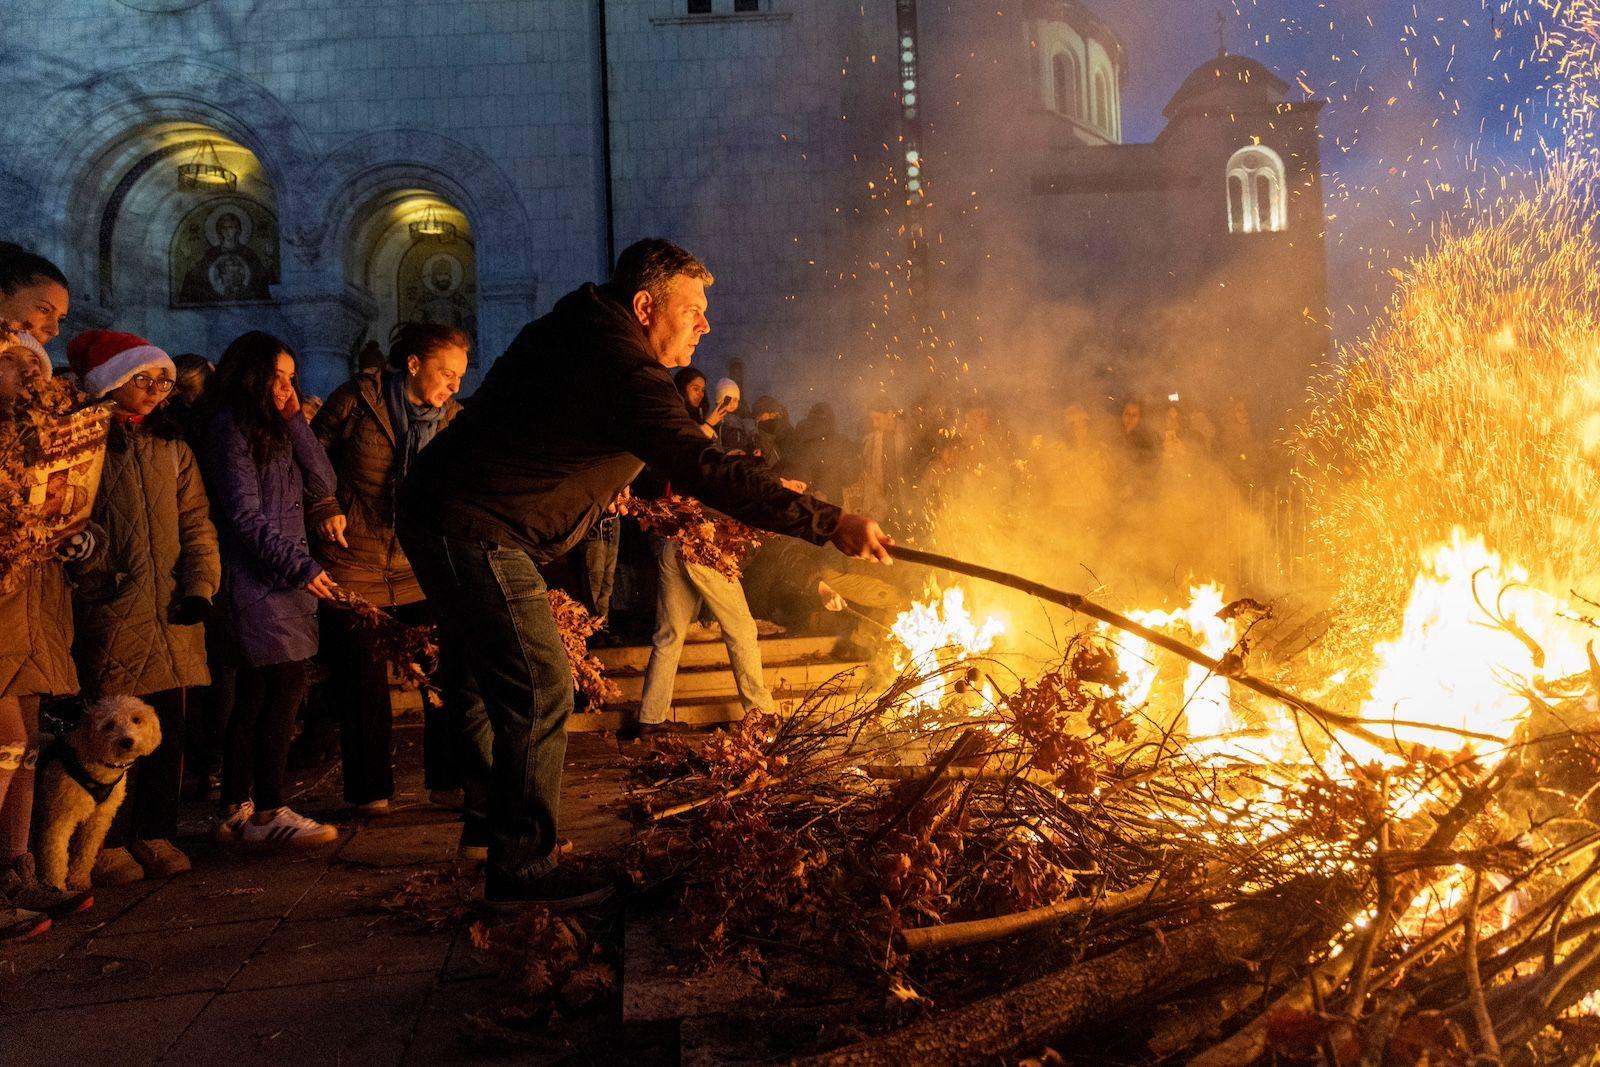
1108, 0, 1563, 335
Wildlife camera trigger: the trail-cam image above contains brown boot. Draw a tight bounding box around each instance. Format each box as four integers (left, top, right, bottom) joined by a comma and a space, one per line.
128, 839, 191, 878
90, 846, 146, 887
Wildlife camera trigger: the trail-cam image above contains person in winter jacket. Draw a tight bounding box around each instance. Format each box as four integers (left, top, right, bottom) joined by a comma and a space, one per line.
785, 403, 856, 504
196, 331, 340, 848
311, 322, 486, 821
397, 238, 891, 909
0, 245, 97, 939
65, 330, 220, 886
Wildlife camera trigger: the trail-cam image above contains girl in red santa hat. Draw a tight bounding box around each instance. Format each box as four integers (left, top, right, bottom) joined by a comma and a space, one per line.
65, 330, 221, 886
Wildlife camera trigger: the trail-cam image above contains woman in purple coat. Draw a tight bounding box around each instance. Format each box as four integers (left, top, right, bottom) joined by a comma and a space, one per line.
197, 331, 340, 847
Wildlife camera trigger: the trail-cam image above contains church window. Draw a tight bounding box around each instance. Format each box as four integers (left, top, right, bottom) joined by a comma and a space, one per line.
685, 0, 762, 11
1226, 145, 1288, 234
1051, 51, 1080, 118
1092, 70, 1110, 131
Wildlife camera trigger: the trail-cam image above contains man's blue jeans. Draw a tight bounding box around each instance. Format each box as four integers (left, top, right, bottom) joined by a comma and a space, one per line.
398, 526, 570, 881
640, 537, 776, 725
578, 513, 621, 623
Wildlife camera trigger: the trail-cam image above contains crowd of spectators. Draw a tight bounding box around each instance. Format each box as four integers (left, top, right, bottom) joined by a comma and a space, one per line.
0, 231, 1276, 934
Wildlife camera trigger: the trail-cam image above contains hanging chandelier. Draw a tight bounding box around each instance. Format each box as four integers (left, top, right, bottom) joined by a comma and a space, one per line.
177, 140, 238, 191
408, 204, 458, 243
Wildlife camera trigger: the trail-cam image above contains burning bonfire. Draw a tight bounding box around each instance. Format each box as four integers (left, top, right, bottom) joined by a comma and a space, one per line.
627, 521, 1600, 1063
622, 14, 1600, 1061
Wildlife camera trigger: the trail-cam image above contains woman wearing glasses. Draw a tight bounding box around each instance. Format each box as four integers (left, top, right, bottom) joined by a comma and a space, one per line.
65, 331, 221, 885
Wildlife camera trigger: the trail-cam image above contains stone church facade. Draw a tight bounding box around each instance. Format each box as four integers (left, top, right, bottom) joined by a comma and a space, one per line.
0, 0, 1326, 417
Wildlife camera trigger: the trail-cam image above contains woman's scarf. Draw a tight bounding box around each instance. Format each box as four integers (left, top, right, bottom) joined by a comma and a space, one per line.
383, 369, 446, 485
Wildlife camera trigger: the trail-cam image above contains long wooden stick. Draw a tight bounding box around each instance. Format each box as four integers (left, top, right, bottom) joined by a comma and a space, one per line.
896, 875, 1161, 954
886, 545, 1502, 749
859, 764, 1057, 788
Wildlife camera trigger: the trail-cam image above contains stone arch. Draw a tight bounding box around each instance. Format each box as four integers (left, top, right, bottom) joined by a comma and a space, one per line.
13, 61, 316, 298
303, 130, 535, 284
345, 190, 479, 361
302, 131, 537, 383
1035, 21, 1088, 121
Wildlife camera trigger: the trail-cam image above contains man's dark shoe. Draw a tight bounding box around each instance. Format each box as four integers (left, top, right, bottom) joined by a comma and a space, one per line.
619, 719, 695, 744
483, 866, 614, 912
641, 720, 696, 737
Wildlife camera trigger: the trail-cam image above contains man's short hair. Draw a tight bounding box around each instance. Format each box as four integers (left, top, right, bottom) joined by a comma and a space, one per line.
612, 239, 713, 306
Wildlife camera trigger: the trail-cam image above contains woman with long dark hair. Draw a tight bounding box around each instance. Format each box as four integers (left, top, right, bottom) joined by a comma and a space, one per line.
197, 331, 340, 846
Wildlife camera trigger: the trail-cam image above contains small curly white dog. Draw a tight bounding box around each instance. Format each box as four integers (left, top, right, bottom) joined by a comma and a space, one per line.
35, 695, 161, 891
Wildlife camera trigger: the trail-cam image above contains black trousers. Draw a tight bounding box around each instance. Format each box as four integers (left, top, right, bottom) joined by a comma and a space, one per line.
323, 601, 414, 804
324, 600, 486, 802
184, 619, 237, 780
223, 661, 309, 811
577, 514, 621, 622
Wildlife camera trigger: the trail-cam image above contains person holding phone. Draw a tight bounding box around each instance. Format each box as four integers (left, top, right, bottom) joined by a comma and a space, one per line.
195, 331, 340, 848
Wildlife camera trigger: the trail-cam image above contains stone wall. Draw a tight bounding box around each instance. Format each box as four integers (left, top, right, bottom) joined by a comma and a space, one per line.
0, 0, 1322, 424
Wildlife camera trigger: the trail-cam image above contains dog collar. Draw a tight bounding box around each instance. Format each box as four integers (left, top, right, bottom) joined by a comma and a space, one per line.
46, 738, 127, 804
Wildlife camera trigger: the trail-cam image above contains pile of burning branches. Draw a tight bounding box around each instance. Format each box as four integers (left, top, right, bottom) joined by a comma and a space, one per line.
624, 617, 1600, 1064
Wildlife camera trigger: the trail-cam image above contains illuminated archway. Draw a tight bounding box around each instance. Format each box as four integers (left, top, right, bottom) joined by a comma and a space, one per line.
90, 124, 284, 350
346, 191, 478, 365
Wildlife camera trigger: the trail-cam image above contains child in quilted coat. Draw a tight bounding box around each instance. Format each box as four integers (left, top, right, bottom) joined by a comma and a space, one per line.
67, 331, 220, 885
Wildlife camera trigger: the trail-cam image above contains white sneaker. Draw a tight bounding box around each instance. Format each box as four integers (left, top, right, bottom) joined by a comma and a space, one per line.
213, 800, 254, 843
242, 807, 338, 847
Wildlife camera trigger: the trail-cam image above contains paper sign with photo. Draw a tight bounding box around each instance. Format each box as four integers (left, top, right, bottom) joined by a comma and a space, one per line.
18, 404, 110, 542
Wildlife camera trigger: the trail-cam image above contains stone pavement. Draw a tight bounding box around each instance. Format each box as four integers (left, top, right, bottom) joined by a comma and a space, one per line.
0, 719, 635, 1066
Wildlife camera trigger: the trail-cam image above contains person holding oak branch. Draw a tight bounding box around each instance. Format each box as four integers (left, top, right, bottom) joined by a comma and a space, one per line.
398, 238, 891, 909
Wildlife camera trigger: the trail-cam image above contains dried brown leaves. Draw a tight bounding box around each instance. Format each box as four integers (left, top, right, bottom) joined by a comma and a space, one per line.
547, 589, 622, 706
469, 909, 616, 1011
621, 493, 765, 580
328, 586, 620, 707
1001, 638, 1133, 793
625, 648, 1156, 985
328, 586, 439, 690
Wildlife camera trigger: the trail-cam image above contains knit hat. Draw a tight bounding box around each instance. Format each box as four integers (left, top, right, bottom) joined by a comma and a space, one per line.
66, 330, 174, 397
715, 377, 740, 408
2, 331, 50, 378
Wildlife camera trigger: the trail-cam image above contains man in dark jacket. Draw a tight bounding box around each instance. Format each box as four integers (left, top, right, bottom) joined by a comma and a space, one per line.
397, 239, 891, 907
